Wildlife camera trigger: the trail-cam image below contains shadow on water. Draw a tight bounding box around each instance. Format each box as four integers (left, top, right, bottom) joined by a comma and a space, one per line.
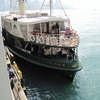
15, 56, 81, 100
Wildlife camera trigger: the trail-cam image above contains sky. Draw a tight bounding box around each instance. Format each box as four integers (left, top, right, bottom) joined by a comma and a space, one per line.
0, 0, 100, 11
30, 0, 100, 10
56, 0, 100, 10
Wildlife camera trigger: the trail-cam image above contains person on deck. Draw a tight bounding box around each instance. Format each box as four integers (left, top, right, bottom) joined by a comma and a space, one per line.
66, 29, 71, 35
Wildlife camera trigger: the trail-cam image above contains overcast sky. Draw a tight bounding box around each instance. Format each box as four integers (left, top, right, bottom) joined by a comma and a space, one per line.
31, 0, 100, 10
63, 0, 100, 9
0, 0, 100, 11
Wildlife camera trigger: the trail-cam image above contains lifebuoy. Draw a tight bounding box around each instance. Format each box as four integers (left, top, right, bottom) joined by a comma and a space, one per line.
39, 36, 45, 44
31, 35, 35, 42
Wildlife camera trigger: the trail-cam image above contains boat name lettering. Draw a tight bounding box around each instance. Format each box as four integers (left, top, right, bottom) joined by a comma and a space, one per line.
43, 60, 53, 65
42, 60, 65, 67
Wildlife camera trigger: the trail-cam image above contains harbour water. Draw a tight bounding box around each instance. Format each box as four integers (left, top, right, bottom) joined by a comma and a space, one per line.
0, 9, 100, 100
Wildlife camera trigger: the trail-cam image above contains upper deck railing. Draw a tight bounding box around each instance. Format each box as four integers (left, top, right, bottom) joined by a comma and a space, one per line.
29, 32, 79, 48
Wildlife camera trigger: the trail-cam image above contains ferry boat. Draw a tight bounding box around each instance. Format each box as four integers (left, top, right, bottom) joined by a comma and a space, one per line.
1, 0, 82, 81
5, 46, 27, 100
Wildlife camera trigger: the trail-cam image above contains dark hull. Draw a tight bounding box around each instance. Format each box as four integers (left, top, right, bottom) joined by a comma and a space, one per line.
2, 28, 82, 81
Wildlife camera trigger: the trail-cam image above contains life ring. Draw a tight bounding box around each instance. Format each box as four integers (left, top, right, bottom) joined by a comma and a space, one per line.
39, 36, 45, 44
31, 35, 35, 42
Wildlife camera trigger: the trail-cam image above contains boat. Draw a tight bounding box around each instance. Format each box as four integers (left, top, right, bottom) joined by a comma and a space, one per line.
5, 46, 27, 100
1, 0, 82, 81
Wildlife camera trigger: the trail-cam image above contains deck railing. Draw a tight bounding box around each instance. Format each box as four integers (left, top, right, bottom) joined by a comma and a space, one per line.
29, 33, 79, 47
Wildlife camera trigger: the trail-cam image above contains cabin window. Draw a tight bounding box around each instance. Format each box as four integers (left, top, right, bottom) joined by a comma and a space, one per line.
41, 23, 46, 33
29, 24, 34, 33
59, 21, 65, 31
20, 25, 27, 39
29, 24, 40, 34
34, 24, 40, 33
4, 21, 12, 31
48, 21, 59, 34
29, 21, 70, 35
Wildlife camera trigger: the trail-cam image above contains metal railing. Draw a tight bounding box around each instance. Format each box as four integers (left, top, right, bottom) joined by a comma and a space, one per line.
29, 32, 79, 47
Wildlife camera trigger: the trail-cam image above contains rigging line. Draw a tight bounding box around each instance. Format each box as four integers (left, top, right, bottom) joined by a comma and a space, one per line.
16, 0, 19, 12
58, 0, 68, 18
10, 0, 12, 11
40, 0, 46, 13
56, 0, 64, 17
13, 0, 19, 12
25, 1, 34, 13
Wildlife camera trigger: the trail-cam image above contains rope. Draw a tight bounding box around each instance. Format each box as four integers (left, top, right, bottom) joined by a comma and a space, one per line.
56, 0, 64, 17
40, 0, 46, 13
13, 0, 19, 12
25, 1, 34, 13
58, 0, 68, 18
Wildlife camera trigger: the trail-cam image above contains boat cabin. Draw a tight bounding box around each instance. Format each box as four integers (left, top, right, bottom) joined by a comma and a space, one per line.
2, 15, 79, 48
19, 17, 79, 47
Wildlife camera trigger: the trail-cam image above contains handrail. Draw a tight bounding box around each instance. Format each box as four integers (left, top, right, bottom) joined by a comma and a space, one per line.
29, 32, 79, 47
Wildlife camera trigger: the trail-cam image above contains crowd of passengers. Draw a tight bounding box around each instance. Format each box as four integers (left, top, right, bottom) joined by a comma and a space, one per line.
31, 23, 77, 38
31, 45, 76, 60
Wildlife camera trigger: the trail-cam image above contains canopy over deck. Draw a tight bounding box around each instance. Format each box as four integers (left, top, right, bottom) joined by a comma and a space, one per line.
3, 13, 70, 24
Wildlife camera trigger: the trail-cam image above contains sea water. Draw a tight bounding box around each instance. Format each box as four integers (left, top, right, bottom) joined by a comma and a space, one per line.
0, 9, 100, 100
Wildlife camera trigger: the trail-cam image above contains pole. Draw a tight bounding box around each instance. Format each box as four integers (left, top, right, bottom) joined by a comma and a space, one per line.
50, 0, 53, 17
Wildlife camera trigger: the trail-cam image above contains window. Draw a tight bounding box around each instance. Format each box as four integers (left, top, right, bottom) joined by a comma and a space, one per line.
4, 21, 12, 31
20, 25, 27, 39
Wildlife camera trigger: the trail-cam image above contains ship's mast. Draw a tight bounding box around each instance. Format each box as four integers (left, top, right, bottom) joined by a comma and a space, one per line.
19, 0, 25, 15
50, 0, 53, 17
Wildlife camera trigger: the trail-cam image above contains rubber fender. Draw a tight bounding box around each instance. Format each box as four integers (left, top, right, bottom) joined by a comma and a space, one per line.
18, 70, 23, 79
13, 61, 19, 72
